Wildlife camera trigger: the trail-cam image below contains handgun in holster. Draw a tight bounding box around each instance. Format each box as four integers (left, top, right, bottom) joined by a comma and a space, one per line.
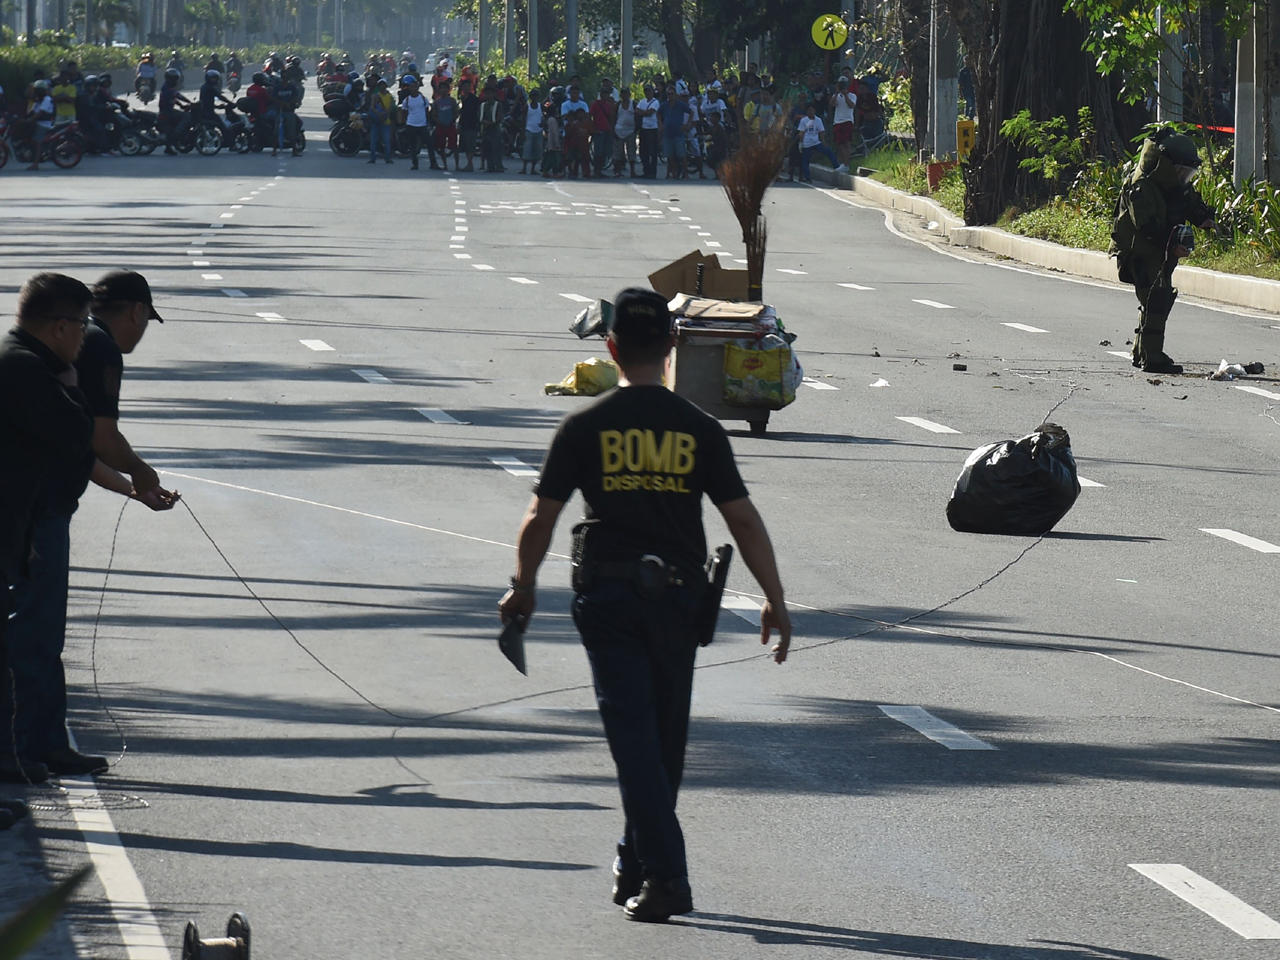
695, 544, 733, 646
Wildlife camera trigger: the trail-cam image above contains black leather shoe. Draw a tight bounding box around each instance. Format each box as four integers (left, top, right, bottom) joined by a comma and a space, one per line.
0, 759, 49, 784
624, 877, 693, 922
0, 798, 30, 822
1142, 357, 1183, 375
612, 857, 642, 906
44, 748, 108, 776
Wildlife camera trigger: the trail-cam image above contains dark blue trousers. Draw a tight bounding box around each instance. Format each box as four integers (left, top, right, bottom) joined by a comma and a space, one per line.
573, 577, 702, 883
6, 510, 73, 762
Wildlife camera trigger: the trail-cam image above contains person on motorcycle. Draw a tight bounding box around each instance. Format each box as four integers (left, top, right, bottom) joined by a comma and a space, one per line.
337, 52, 353, 73
198, 70, 224, 125
158, 68, 191, 154
317, 52, 335, 75
166, 50, 185, 83
264, 52, 284, 76
273, 67, 304, 156
77, 75, 106, 153
226, 51, 242, 76
24, 79, 55, 170
205, 52, 224, 75
283, 56, 305, 90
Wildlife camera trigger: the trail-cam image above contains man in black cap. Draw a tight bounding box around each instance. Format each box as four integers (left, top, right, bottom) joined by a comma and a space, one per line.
5, 270, 176, 780
499, 287, 791, 923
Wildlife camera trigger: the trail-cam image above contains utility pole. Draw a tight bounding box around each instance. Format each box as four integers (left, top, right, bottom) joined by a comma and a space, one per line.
1235, 10, 1258, 184
927, 0, 957, 158
528, 0, 539, 77
1155, 5, 1184, 122
503, 0, 514, 67
566, 0, 577, 75
479, 0, 490, 68
620, 0, 633, 87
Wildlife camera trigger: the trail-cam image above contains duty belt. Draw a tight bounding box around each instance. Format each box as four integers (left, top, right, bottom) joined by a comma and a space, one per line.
593, 554, 687, 588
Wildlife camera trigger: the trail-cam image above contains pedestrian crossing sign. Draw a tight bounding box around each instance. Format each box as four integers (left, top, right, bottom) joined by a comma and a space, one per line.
812, 14, 848, 51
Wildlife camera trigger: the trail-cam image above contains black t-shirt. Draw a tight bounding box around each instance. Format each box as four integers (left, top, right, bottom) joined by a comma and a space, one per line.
535, 385, 748, 573
76, 318, 123, 420
459, 92, 479, 129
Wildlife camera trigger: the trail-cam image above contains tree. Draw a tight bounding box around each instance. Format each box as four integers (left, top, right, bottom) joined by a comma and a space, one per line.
897, 0, 928, 152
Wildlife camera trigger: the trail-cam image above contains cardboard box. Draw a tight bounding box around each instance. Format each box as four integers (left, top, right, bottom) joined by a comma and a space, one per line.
648, 250, 750, 302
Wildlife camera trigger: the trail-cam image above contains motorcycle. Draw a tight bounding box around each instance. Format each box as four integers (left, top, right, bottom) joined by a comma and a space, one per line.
115, 106, 163, 155
217, 101, 252, 153
225, 71, 241, 94
13, 120, 85, 168
135, 76, 156, 104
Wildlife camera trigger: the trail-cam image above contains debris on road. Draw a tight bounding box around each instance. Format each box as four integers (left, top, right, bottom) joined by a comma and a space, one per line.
1209, 359, 1249, 381
870, 378, 890, 387
1147, 377, 1163, 385
1099, 339, 1112, 346
953, 363, 968, 371
544, 357, 618, 396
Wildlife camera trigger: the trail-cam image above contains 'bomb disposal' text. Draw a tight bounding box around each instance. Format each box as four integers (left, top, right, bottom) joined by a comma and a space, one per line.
599, 429, 695, 493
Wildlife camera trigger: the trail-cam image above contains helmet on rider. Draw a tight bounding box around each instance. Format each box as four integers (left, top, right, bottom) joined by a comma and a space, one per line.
33, 79, 50, 91
170, 50, 179, 57
252, 72, 267, 85
348, 71, 361, 81
401, 74, 417, 86
84, 74, 99, 86
205, 69, 221, 82
164, 67, 181, 80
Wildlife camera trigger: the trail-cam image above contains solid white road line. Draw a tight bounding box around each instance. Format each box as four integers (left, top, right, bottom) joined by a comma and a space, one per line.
838, 282, 874, 291
776, 268, 807, 275
299, 339, 334, 351
561, 293, 593, 303
721, 595, 762, 626
352, 369, 392, 384
877, 705, 997, 750
1200, 528, 1280, 554
415, 408, 467, 424
913, 298, 954, 309
1235, 384, 1280, 401
1002, 322, 1048, 333
1077, 477, 1105, 488
490, 456, 539, 478
802, 378, 838, 390
255, 312, 285, 321
509, 277, 538, 284
221, 289, 247, 298
897, 416, 960, 434
1129, 864, 1280, 939
1108, 350, 1132, 359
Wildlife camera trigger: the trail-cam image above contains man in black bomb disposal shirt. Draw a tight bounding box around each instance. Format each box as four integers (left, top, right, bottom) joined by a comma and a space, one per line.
499, 287, 791, 923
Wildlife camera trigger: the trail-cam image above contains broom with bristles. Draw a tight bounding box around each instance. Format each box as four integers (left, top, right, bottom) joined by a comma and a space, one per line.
719, 121, 789, 302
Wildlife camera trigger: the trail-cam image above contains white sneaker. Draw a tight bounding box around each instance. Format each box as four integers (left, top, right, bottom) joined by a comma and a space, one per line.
834, 164, 849, 173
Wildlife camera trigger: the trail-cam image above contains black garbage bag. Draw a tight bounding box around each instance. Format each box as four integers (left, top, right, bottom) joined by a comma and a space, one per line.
946, 422, 1081, 536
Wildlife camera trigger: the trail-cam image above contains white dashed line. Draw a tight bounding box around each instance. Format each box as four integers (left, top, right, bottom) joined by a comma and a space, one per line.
1077, 477, 1105, 488
186, 250, 203, 256
679, 216, 692, 221
490, 456, 539, 478
1235, 384, 1280, 401
237, 196, 253, 201
454, 253, 472, 259
560, 293, 593, 303
913, 299, 954, 309
1129, 864, 1280, 938
668, 206, 681, 212
1108, 351, 1132, 359
838, 282, 874, 291
219, 212, 235, 219
776, 268, 808, 275
255, 312, 285, 321
878, 705, 997, 750
509, 277, 539, 284
200, 273, 223, 280
720, 595, 761, 626
192, 260, 211, 267
706, 242, 722, 248
802, 378, 838, 391
208, 223, 225, 228
450, 244, 466, 249
274, 175, 284, 180
221, 289, 247, 298
897, 416, 960, 434
457, 226, 469, 232
455, 216, 467, 223
1200, 528, 1280, 554
1002, 322, 1048, 333
352, 369, 392, 384
299, 339, 334, 352
415, 408, 468, 424
230, 204, 243, 209
472, 264, 495, 271
697, 231, 712, 236
451, 235, 465, 241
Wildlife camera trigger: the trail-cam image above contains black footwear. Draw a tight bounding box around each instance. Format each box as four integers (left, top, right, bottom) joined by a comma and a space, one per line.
0, 798, 30, 826
44, 748, 108, 776
1142, 357, 1183, 374
624, 877, 693, 922
612, 857, 643, 906
0, 759, 49, 784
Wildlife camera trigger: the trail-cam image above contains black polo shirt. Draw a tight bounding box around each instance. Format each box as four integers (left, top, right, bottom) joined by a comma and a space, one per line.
76, 317, 123, 420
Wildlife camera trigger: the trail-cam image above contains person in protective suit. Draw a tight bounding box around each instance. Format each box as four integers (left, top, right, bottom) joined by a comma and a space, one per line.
1110, 129, 1215, 374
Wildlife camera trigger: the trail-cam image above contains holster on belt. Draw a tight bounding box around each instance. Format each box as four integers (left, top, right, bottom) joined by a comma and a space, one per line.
695, 544, 733, 646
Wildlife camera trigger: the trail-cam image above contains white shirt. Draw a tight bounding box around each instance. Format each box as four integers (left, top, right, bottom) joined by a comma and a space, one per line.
638, 97, 661, 129
614, 101, 635, 137
403, 92, 428, 126
832, 90, 857, 124
561, 98, 588, 117
31, 95, 54, 120
798, 115, 824, 148
525, 102, 543, 133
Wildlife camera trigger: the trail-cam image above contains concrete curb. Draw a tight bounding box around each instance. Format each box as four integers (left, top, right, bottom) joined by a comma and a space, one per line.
811, 166, 1280, 314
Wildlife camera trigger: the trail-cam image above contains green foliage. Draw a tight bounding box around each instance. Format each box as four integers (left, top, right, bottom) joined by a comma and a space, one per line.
882, 74, 912, 136
1000, 106, 1095, 183
1064, 0, 1253, 104
1006, 200, 1113, 250
933, 166, 965, 216
0, 865, 92, 960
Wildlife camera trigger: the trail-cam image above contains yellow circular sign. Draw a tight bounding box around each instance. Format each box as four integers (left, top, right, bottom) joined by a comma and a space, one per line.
812, 14, 849, 51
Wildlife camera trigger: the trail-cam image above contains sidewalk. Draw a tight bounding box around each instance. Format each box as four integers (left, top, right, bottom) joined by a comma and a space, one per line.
811, 166, 1280, 315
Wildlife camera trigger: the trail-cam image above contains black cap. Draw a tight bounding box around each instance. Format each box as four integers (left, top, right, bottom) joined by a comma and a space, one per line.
609, 288, 671, 342
91, 270, 163, 322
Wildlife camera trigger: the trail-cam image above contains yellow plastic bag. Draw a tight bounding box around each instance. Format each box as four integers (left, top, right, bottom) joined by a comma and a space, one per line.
723, 341, 796, 410
544, 357, 619, 396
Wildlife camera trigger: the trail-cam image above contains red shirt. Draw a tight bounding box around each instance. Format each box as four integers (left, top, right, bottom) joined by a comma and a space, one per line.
589, 98, 614, 133
246, 84, 270, 115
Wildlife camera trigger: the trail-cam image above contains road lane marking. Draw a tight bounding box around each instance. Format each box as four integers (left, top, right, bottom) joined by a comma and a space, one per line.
200, 273, 223, 280
838, 282, 874, 291
1201, 528, 1280, 553
451, 234, 465, 241
877, 705, 997, 750
913, 298, 954, 309
1002, 322, 1048, 333
1077, 477, 1105, 488
219, 212, 234, 218
668, 206, 681, 211
230, 204, 243, 209
455, 216, 467, 222
561, 293, 593, 302
490, 456, 539, 477
1129, 864, 1280, 938
255, 312, 285, 321
353, 369, 392, 384
688, 224, 701, 229
192, 260, 211, 266
802, 378, 838, 390
706, 242, 722, 247
415, 408, 468, 424
450, 244, 466, 249
221, 289, 247, 298
299, 339, 334, 351
509, 277, 538, 284
186, 250, 203, 255
456, 226, 468, 232
897, 416, 960, 434
472, 264, 495, 270
1236, 384, 1280, 401
679, 216, 692, 221
776, 268, 807, 275
697, 231, 712, 236
721, 595, 761, 626
1108, 351, 1132, 359
454, 253, 472, 259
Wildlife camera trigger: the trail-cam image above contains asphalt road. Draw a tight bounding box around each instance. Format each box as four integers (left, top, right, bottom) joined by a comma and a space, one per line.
1, 95, 1278, 960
